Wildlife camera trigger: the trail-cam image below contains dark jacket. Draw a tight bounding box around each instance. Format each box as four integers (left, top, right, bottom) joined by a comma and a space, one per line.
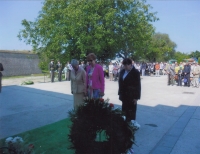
183, 65, 191, 74
49, 62, 55, 71
118, 67, 141, 101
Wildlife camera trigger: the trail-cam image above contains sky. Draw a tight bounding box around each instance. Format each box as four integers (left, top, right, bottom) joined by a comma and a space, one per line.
0, 0, 200, 53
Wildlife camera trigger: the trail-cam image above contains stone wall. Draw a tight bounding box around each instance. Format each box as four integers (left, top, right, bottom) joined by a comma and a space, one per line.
0, 50, 42, 76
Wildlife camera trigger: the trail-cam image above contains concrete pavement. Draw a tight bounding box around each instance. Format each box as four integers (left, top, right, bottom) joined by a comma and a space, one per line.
0, 75, 200, 154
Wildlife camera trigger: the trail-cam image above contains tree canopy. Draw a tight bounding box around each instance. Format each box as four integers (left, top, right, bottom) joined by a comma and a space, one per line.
141, 32, 177, 62
18, 0, 158, 65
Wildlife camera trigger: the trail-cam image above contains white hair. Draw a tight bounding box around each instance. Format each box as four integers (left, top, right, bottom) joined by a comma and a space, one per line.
71, 59, 79, 66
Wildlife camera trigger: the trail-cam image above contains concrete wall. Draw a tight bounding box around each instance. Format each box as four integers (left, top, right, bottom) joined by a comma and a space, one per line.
0, 50, 42, 76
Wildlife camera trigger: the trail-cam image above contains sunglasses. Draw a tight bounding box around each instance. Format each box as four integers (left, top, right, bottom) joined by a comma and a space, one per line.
88, 60, 93, 62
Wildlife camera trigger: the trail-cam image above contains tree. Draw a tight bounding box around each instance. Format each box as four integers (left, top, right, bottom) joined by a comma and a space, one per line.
174, 51, 189, 63
143, 33, 177, 62
18, 0, 158, 64
189, 50, 200, 59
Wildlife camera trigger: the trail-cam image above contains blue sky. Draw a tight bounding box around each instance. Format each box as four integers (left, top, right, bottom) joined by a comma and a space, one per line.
0, 0, 199, 53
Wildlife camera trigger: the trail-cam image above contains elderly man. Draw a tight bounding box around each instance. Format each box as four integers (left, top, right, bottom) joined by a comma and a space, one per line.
192, 62, 200, 88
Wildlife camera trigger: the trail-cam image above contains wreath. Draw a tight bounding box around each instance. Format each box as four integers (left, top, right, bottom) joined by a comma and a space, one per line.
68, 98, 136, 154
21, 81, 34, 85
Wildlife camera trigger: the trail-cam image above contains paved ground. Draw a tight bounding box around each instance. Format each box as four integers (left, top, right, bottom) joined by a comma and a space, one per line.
0, 75, 200, 154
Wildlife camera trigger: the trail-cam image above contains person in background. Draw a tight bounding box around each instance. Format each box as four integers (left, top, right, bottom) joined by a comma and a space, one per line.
48, 59, 55, 83
179, 62, 184, 70
56, 60, 62, 82
159, 62, 164, 75
141, 62, 147, 76
155, 62, 160, 77
67, 62, 73, 81
0, 63, 4, 93
70, 59, 86, 109
177, 67, 183, 86
63, 63, 68, 81
80, 61, 86, 70
183, 62, 191, 87
102, 63, 107, 78
192, 62, 200, 88
164, 63, 171, 85
174, 63, 180, 84
118, 58, 141, 129
113, 62, 119, 81
109, 62, 114, 81
86, 53, 105, 99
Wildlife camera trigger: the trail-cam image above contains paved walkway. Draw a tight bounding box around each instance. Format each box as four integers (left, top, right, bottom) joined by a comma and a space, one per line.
0, 75, 200, 154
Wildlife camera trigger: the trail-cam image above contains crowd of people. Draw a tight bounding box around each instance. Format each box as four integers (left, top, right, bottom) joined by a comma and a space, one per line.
101, 61, 200, 88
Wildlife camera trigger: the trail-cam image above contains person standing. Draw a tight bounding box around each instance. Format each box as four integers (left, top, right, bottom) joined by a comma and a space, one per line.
0, 63, 4, 93
192, 62, 200, 88
118, 58, 141, 129
159, 62, 164, 75
113, 63, 119, 81
67, 62, 73, 81
155, 62, 160, 77
48, 59, 55, 82
70, 59, 86, 109
56, 60, 62, 82
108, 62, 114, 81
183, 62, 191, 87
164, 63, 171, 85
174, 63, 180, 84
177, 67, 183, 86
86, 53, 105, 99
63, 63, 68, 81
141, 62, 146, 76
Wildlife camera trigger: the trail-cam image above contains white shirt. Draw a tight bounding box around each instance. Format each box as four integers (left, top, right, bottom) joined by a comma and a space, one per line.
109, 65, 114, 73
123, 68, 132, 80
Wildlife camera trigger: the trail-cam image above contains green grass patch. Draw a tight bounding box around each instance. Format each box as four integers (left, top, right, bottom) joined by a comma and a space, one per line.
0, 118, 75, 154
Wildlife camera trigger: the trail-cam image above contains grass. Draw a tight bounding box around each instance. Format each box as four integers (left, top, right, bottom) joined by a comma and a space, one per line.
0, 118, 75, 154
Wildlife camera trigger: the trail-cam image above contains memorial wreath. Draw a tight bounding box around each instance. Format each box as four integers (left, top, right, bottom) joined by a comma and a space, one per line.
68, 98, 135, 154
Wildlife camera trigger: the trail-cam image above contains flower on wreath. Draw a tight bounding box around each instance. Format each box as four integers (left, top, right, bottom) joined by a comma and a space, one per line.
109, 103, 114, 108
3, 136, 34, 154
99, 98, 104, 102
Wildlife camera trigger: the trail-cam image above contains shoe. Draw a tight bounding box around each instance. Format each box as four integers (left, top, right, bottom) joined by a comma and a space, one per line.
130, 120, 141, 129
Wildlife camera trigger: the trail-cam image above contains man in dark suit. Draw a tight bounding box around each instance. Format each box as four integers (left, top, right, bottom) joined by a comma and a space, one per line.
48, 59, 55, 82
118, 58, 141, 129
0, 63, 4, 93
183, 62, 191, 87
